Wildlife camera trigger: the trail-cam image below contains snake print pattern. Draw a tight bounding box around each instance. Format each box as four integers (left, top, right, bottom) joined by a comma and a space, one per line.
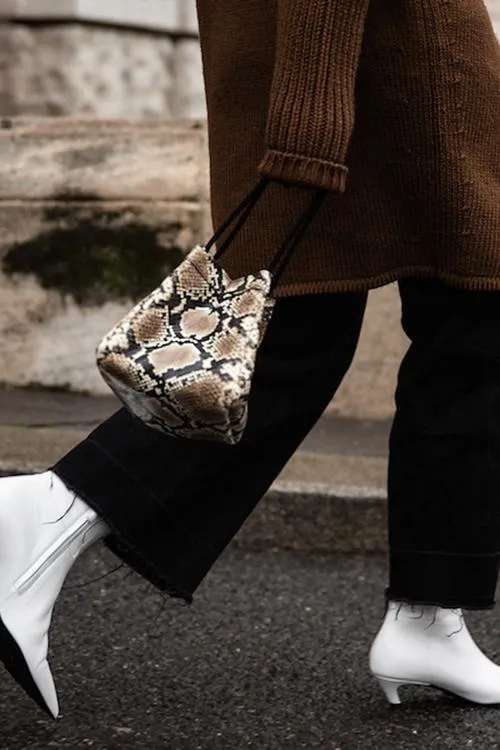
96, 245, 275, 444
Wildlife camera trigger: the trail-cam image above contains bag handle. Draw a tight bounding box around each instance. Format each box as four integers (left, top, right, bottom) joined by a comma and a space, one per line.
205, 178, 270, 257
268, 190, 327, 290
205, 178, 328, 290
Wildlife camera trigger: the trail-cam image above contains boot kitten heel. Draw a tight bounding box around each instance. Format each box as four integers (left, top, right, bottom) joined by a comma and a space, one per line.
374, 676, 430, 705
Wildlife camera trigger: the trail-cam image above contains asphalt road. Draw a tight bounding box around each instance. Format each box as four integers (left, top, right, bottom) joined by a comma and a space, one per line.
1, 548, 500, 750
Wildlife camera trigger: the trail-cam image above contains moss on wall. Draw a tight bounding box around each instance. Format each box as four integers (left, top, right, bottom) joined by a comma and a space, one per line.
3, 192, 185, 305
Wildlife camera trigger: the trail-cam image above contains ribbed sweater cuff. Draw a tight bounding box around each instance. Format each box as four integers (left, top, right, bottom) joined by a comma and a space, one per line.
258, 149, 348, 192
264, 0, 370, 192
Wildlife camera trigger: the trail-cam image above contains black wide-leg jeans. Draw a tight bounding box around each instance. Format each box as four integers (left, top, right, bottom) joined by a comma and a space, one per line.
54, 279, 500, 609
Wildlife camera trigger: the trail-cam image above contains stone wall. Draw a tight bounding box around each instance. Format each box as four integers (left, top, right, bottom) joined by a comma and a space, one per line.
0, 118, 207, 394
0, 1, 205, 118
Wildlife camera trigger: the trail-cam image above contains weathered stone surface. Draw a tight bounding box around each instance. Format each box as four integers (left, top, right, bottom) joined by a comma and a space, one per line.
0, 23, 206, 119
173, 39, 206, 120
0, 117, 207, 394
0, 118, 206, 201
0, 200, 203, 394
179, 0, 200, 34
490, 0, 500, 34
0, 0, 199, 35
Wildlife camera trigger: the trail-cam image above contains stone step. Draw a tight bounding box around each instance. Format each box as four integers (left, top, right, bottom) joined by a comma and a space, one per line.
0, 118, 207, 202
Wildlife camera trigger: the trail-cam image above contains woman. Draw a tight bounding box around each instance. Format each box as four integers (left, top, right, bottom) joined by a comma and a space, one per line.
0, 0, 499, 718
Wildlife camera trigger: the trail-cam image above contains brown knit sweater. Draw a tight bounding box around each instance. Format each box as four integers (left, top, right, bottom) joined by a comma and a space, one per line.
197, 0, 500, 295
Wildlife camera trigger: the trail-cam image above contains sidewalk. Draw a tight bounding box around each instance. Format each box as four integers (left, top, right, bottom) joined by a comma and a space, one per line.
3, 546, 499, 750
0, 386, 391, 553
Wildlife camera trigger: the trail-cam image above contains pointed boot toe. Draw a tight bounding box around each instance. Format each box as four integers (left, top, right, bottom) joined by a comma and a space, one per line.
0, 614, 59, 718
0, 472, 109, 717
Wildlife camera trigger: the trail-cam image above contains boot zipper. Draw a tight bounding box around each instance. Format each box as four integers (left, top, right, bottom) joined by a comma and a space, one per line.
14, 512, 98, 595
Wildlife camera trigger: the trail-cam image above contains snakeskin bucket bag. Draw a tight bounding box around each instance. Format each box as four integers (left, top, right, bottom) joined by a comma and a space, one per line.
96, 178, 326, 445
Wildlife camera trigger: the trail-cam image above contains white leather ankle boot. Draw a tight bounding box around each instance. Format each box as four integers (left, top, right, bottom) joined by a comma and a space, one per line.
0, 471, 110, 718
370, 600, 500, 705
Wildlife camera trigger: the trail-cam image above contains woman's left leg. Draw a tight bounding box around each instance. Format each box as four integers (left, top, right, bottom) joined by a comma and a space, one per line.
371, 278, 500, 704
389, 278, 500, 608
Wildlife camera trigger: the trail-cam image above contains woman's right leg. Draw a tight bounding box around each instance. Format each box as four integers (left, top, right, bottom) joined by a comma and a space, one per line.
388, 279, 500, 610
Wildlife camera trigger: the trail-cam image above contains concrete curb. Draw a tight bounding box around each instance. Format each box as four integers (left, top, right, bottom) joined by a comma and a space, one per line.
234, 481, 388, 555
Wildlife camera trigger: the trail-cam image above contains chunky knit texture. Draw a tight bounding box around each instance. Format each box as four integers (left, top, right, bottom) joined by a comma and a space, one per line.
197, 0, 500, 295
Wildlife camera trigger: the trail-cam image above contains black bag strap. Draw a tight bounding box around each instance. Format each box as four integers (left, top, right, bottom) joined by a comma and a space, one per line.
205, 178, 328, 290
205, 178, 270, 257
268, 190, 327, 290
